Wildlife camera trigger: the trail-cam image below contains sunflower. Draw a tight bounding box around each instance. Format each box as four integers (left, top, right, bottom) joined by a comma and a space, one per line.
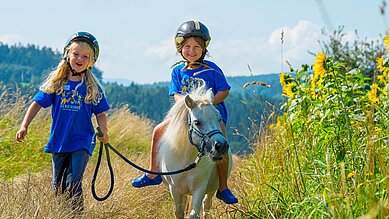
312, 52, 326, 88
313, 52, 326, 78
367, 83, 379, 105
384, 30, 389, 51
376, 56, 389, 73
282, 82, 296, 98
279, 73, 286, 86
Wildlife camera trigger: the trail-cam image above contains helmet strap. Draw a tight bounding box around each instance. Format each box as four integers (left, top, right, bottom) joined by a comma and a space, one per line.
66, 59, 87, 76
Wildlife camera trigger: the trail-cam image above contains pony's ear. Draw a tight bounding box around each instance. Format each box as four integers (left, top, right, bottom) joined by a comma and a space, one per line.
185, 95, 197, 109
206, 88, 214, 104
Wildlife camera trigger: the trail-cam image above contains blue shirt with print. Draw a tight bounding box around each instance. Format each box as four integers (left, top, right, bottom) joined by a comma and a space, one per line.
169, 60, 231, 124
33, 80, 110, 155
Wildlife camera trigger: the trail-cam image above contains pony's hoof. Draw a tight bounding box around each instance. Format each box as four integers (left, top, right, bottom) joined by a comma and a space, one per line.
216, 188, 238, 204
132, 174, 162, 188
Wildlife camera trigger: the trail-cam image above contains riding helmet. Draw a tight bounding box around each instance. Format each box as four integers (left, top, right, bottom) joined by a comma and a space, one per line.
63, 31, 99, 62
175, 21, 211, 51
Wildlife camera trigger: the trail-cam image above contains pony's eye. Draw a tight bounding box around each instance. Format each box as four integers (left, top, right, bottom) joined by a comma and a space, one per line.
193, 120, 201, 126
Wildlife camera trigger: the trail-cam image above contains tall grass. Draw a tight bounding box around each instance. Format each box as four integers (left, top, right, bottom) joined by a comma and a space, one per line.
0, 87, 240, 218
231, 43, 389, 217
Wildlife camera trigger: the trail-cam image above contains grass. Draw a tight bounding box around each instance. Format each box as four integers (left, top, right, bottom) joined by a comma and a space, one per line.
0, 88, 241, 218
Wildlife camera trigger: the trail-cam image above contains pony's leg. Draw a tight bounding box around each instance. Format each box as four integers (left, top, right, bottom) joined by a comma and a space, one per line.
202, 194, 212, 219
189, 190, 206, 219
171, 191, 185, 219
183, 195, 190, 216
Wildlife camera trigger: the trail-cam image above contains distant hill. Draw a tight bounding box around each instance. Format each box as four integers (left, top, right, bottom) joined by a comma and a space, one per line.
117, 73, 283, 100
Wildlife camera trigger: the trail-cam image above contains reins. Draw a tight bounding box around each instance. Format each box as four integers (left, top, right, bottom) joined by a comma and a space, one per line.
91, 127, 203, 201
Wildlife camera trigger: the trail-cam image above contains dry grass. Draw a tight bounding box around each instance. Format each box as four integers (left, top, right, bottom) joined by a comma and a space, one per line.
0, 94, 242, 218
0, 152, 242, 219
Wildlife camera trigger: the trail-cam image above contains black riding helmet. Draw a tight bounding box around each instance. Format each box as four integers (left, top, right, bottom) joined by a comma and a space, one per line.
175, 21, 211, 52
63, 31, 99, 62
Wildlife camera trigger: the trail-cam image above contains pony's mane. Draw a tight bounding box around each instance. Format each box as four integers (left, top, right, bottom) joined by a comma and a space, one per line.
162, 84, 213, 152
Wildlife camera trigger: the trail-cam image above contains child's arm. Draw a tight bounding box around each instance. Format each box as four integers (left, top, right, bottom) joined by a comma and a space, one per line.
16, 101, 42, 142
96, 112, 109, 144
214, 89, 229, 105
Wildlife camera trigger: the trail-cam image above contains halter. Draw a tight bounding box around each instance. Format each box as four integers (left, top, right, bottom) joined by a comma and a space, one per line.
187, 113, 223, 158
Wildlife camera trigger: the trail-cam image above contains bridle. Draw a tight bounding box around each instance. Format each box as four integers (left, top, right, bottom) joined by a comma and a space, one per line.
187, 112, 224, 159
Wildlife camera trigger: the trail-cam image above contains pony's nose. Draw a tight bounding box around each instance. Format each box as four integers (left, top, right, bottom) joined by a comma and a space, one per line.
214, 140, 229, 153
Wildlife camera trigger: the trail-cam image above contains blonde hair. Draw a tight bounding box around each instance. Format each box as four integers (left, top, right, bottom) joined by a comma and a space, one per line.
172, 36, 209, 70
40, 41, 104, 105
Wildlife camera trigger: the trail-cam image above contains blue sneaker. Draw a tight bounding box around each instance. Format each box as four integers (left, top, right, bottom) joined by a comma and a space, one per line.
216, 189, 238, 204
132, 174, 162, 188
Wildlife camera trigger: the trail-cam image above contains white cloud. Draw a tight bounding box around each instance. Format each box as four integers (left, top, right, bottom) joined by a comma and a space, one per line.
207, 20, 325, 77
98, 20, 331, 83
144, 39, 175, 59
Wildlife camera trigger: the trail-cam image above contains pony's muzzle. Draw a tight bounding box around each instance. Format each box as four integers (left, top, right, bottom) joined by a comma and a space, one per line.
209, 139, 229, 161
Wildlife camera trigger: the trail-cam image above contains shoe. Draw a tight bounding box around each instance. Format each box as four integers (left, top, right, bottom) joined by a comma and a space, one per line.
132, 174, 162, 188
216, 188, 238, 204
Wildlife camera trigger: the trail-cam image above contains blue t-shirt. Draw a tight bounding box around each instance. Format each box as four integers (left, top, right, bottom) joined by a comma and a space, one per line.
169, 60, 231, 124
33, 80, 110, 155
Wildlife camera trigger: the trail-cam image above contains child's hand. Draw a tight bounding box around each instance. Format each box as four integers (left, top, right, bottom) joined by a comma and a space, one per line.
97, 130, 109, 144
16, 127, 28, 142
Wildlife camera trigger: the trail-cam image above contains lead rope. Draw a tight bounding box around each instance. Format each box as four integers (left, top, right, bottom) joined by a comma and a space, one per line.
91, 127, 203, 201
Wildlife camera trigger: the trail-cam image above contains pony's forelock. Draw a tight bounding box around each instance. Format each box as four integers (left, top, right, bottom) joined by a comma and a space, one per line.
162, 84, 213, 152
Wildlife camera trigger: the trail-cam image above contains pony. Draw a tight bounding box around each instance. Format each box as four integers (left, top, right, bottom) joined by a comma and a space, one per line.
158, 84, 232, 219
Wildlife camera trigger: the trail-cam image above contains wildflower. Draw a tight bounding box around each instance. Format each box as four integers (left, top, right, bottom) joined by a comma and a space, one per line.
282, 82, 296, 98
313, 52, 326, 79
384, 30, 389, 51
367, 83, 379, 105
376, 56, 389, 74
312, 52, 327, 90
280, 73, 287, 86
347, 171, 356, 178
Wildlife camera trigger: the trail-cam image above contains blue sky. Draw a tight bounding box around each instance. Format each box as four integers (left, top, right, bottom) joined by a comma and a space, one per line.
0, 0, 386, 84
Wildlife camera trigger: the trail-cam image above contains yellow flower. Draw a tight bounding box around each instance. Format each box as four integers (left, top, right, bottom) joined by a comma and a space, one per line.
283, 82, 295, 98
377, 74, 388, 84
347, 171, 356, 178
312, 52, 326, 89
376, 56, 389, 73
313, 52, 326, 78
367, 83, 379, 105
384, 30, 389, 51
280, 73, 285, 86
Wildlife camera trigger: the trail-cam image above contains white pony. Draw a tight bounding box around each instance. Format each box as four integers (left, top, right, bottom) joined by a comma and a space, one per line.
158, 84, 232, 219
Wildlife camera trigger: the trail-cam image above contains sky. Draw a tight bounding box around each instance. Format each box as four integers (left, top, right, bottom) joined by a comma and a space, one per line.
0, 0, 386, 84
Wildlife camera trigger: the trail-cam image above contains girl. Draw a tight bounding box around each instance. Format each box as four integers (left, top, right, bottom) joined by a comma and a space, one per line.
16, 32, 110, 210
132, 21, 238, 204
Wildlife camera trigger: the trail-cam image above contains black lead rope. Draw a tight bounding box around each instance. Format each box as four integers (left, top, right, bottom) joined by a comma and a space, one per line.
91, 127, 201, 201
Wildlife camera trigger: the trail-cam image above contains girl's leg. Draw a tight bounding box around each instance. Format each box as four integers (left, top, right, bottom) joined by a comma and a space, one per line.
132, 118, 170, 187
68, 149, 90, 210
52, 153, 70, 195
216, 122, 238, 204
146, 118, 170, 178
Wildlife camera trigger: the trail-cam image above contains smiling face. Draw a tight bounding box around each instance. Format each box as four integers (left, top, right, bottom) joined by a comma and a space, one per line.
181, 37, 204, 63
67, 42, 93, 73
